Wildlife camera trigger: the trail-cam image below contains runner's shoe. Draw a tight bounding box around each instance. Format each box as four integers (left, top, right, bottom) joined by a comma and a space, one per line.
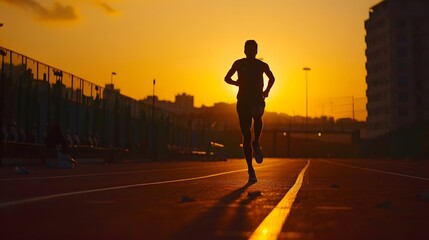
252, 142, 263, 164
248, 169, 257, 183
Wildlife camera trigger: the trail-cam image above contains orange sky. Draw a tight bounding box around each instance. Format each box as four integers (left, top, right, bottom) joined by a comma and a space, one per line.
0, 0, 381, 120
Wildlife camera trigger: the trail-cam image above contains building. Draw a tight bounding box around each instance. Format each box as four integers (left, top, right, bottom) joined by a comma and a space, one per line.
365, 0, 429, 138
141, 93, 194, 115
175, 93, 194, 115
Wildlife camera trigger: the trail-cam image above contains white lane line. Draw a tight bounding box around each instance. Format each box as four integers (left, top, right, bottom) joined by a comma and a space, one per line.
0, 169, 185, 181
249, 160, 310, 240
0, 165, 271, 208
0, 165, 240, 181
324, 160, 429, 181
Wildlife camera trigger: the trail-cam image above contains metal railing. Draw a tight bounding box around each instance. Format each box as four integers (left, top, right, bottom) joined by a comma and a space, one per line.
0, 46, 210, 157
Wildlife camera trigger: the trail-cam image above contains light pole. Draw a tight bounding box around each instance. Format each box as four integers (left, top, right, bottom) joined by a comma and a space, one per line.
111, 72, 116, 85
152, 79, 156, 131
303, 67, 311, 128
152, 79, 157, 161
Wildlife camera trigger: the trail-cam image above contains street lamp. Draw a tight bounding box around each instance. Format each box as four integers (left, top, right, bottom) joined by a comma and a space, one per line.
303, 67, 311, 128
152, 79, 157, 161
111, 72, 116, 85
152, 79, 156, 127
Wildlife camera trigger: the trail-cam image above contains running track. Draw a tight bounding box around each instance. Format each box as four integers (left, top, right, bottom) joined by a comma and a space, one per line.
1, 158, 428, 239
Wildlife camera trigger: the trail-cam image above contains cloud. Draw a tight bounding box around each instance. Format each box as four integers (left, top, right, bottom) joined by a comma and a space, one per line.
1, 0, 78, 21
99, 2, 117, 15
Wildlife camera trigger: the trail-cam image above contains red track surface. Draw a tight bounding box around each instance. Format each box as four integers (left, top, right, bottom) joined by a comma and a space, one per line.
1, 158, 428, 239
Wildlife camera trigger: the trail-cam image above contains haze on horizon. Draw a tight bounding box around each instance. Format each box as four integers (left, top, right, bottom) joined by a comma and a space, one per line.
0, 0, 380, 121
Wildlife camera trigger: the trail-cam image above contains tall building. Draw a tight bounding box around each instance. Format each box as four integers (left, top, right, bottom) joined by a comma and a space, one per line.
175, 93, 194, 115
365, 0, 429, 138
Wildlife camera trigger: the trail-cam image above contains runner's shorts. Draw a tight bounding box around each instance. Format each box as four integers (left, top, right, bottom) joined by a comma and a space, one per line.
237, 99, 265, 119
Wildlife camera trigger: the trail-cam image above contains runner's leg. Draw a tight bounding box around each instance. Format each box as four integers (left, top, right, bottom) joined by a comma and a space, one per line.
252, 100, 265, 145
252, 101, 265, 164
237, 102, 254, 173
241, 118, 253, 172
253, 117, 262, 146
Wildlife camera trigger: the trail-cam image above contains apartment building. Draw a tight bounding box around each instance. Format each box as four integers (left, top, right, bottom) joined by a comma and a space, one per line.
365, 0, 429, 138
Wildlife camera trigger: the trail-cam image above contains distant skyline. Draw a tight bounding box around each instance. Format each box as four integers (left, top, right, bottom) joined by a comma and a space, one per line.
0, 0, 381, 120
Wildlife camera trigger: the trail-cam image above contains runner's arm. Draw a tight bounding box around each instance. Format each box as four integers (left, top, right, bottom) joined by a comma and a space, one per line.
224, 62, 239, 87
263, 64, 275, 98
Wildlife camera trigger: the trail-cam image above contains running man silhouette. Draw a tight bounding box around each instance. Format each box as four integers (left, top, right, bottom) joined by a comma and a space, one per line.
225, 40, 275, 183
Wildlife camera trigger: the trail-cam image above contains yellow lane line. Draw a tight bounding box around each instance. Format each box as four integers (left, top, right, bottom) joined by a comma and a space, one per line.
249, 160, 310, 240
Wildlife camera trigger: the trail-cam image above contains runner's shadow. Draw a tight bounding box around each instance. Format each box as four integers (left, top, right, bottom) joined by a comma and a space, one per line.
175, 182, 257, 239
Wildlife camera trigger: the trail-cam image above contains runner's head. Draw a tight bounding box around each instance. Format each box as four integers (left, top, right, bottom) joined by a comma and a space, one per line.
244, 40, 258, 58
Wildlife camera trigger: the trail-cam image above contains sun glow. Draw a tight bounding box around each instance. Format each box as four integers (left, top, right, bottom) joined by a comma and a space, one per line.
0, 0, 380, 120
